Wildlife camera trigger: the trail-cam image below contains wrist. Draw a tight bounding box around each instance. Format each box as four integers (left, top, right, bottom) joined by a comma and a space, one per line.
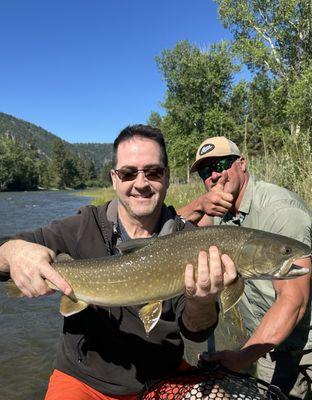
182, 299, 218, 332
193, 197, 206, 215
240, 343, 275, 364
0, 239, 21, 272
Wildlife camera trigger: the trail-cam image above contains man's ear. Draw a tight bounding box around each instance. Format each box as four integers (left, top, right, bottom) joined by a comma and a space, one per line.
239, 157, 247, 173
111, 170, 117, 190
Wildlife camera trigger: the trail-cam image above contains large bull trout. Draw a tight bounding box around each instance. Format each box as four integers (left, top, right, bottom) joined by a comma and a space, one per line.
6, 225, 311, 333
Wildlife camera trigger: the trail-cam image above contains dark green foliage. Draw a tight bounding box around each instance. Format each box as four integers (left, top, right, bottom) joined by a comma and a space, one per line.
147, 112, 162, 129
0, 112, 113, 171
153, 1, 312, 183
0, 134, 41, 190
155, 40, 238, 180
0, 112, 113, 191
0, 112, 60, 158
71, 143, 113, 172
98, 161, 113, 187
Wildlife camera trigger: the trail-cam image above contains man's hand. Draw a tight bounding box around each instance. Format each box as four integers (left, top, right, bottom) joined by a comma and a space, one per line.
199, 349, 255, 372
205, 170, 233, 216
0, 240, 72, 297
185, 246, 237, 302
182, 246, 237, 332
177, 171, 233, 225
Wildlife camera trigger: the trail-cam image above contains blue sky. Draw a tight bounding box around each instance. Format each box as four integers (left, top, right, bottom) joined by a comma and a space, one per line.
0, 0, 231, 143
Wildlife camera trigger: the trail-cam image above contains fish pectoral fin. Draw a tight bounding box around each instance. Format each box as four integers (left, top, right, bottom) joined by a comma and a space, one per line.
60, 294, 88, 317
220, 276, 245, 314
5, 280, 24, 297
138, 301, 162, 334
55, 253, 74, 262
117, 237, 156, 254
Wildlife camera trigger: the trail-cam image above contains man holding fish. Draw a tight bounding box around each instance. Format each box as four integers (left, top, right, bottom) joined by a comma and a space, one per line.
179, 136, 312, 399
0, 125, 237, 400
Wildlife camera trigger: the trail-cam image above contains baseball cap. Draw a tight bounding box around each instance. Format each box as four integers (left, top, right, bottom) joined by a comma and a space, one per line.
190, 136, 241, 172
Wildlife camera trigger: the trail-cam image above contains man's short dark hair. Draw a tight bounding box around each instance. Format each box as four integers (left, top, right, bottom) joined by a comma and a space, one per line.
112, 124, 168, 168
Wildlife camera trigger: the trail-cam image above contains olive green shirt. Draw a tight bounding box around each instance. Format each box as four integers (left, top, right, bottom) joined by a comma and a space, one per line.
214, 175, 312, 351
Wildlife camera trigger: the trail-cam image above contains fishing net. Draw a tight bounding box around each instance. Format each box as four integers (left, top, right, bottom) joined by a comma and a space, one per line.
140, 363, 288, 400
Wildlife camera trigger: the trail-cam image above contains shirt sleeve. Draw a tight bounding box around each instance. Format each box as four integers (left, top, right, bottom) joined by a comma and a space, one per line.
175, 294, 219, 342
13, 212, 84, 255
0, 207, 90, 282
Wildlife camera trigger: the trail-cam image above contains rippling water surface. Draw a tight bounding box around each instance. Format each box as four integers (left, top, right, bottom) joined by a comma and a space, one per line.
0, 191, 92, 400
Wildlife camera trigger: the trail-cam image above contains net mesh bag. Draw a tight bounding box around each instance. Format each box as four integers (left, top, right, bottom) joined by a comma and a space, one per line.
140, 363, 288, 400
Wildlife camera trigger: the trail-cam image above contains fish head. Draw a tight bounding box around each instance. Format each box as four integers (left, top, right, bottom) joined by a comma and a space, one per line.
237, 230, 311, 279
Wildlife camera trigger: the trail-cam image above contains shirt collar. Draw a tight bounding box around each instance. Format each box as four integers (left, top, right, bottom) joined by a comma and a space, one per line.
107, 197, 177, 241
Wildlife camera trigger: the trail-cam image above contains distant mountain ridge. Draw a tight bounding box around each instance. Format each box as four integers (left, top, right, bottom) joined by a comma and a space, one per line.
0, 112, 113, 170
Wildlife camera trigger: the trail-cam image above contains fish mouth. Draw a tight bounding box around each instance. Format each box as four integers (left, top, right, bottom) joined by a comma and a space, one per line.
274, 253, 311, 278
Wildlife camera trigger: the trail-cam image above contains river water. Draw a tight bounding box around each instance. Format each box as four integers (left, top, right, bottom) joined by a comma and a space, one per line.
0, 191, 93, 400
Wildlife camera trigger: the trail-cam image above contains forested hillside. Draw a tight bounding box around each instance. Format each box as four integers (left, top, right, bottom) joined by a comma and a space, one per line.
0, 112, 113, 191
0, 112, 112, 168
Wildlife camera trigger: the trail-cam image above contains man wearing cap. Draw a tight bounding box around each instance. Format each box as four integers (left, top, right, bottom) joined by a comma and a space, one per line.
178, 136, 312, 399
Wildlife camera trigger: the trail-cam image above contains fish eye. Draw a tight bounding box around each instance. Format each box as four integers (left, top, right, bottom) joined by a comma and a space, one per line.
281, 246, 292, 255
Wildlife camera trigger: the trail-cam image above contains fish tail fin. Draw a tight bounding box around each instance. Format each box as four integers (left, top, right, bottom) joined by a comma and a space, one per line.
5, 280, 24, 297
220, 276, 245, 314
60, 294, 88, 317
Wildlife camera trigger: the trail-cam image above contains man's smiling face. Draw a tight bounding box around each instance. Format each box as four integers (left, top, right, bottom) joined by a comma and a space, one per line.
111, 136, 169, 221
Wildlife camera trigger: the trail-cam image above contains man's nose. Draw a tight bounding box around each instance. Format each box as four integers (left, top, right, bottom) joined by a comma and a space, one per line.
211, 171, 222, 181
133, 171, 149, 187
206, 171, 222, 188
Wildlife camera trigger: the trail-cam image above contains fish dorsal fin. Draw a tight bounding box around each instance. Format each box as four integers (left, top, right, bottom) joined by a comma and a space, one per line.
60, 294, 88, 317
56, 253, 74, 263
5, 280, 24, 297
117, 237, 156, 254
220, 276, 245, 314
138, 301, 163, 334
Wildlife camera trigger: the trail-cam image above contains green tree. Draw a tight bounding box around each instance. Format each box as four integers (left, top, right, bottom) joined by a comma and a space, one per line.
156, 40, 237, 180
0, 134, 41, 190
147, 112, 162, 129
215, 0, 312, 78
215, 0, 312, 137
51, 138, 80, 188
0, 136, 15, 190
99, 161, 113, 187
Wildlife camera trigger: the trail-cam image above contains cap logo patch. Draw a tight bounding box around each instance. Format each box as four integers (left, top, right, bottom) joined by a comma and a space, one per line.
199, 143, 215, 156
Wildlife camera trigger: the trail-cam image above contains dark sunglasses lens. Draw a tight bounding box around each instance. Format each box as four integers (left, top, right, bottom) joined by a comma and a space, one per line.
144, 167, 165, 180
117, 169, 138, 181
116, 167, 165, 181
198, 157, 238, 180
215, 158, 232, 172
198, 165, 212, 180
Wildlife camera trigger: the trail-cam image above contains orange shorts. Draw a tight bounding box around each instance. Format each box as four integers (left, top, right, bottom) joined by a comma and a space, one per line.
44, 369, 138, 400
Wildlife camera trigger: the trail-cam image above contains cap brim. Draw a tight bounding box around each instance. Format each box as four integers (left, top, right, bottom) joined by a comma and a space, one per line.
190, 159, 203, 173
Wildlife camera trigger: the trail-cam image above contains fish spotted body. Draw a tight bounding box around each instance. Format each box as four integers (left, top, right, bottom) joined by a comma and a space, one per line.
7, 225, 310, 333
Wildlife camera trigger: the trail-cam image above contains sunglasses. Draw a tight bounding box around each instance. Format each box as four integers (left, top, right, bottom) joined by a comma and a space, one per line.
198, 156, 239, 181
114, 166, 166, 182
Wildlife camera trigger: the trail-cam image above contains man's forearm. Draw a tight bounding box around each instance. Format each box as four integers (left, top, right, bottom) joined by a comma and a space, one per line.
242, 291, 307, 357
177, 199, 205, 225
